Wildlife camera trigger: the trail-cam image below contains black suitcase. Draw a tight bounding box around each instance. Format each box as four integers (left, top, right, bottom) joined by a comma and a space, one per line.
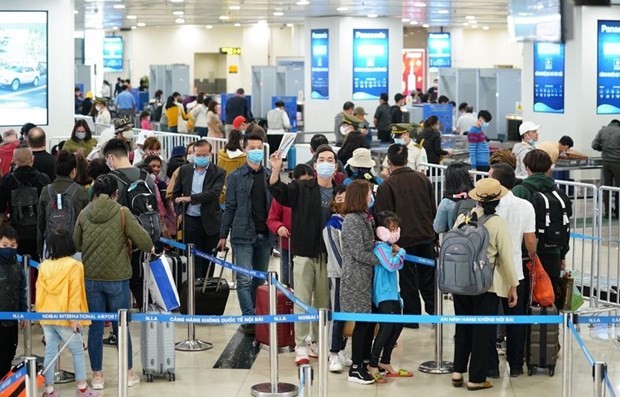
165, 251, 186, 292
179, 248, 230, 315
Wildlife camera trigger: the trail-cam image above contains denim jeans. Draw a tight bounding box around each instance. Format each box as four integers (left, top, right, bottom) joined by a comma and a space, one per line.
42, 325, 87, 385
232, 234, 272, 316
196, 127, 208, 137
85, 279, 133, 371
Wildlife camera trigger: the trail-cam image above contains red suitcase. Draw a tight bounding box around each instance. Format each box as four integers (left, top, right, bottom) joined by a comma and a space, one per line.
255, 284, 295, 350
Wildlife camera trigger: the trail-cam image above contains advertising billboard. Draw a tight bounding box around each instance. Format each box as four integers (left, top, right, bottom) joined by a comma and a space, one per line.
597, 20, 620, 114
402, 49, 426, 94
310, 29, 329, 100
103, 36, 123, 73
428, 33, 451, 68
533, 42, 565, 113
352, 29, 389, 100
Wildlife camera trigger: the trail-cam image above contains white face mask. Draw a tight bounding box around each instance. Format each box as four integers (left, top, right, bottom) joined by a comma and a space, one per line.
187, 154, 195, 163
95, 105, 102, 111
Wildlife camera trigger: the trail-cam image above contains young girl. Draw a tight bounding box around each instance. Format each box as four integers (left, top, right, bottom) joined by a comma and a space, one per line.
36, 230, 99, 397
140, 110, 153, 130
367, 211, 409, 382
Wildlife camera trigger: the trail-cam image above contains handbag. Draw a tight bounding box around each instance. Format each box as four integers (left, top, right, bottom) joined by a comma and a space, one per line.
560, 271, 584, 311
145, 255, 180, 311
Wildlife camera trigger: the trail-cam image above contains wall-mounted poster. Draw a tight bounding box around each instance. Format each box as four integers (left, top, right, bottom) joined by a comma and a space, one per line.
533, 42, 565, 114
402, 49, 426, 94
310, 29, 329, 99
103, 36, 123, 73
352, 29, 389, 100
428, 33, 451, 68
597, 20, 620, 114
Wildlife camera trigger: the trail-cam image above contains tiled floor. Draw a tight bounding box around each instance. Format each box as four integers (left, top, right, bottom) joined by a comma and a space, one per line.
18, 255, 620, 396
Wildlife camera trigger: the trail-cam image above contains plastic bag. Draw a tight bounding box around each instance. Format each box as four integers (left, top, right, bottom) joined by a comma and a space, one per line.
526, 256, 555, 307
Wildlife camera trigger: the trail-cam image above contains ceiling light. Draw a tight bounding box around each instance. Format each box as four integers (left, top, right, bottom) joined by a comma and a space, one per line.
113, 4, 125, 9
137, 22, 146, 27
410, 20, 418, 25
275, 7, 283, 11
462, 22, 469, 26
471, 24, 478, 28
257, 19, 267, 24
127, 15, 137, 19
273, 11, 284, 16
437, 9, 449, 14
413, 2, 426, 7
402, 18, 410, 22
170, 0, 184, 2
482, 26, 489, 30
74, 10, 78, 14
336, 7, 348, 11
465, 15, 476, 20
367, 13, 378, 18
296, 0, 310, 5
219, 15, 230, 20
234, 23, 241, 27
112, 26, 119, 30
422, 23, 430, 28
229, 5, 241, 10
286, 23, 293, 27
206, 25, 213, 29
175, 18, 185, 23
131, 26, 137, 30
173, 11, 184, 15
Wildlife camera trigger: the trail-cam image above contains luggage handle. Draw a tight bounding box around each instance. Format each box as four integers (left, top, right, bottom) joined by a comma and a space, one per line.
202, 247, 229, 294
41, 330, 79, 376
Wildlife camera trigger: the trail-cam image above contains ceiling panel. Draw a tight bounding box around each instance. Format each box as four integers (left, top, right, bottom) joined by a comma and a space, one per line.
74, 0, 512, 31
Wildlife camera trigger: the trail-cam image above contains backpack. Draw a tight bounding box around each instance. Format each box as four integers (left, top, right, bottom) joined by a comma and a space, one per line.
524, 184, 571, 250
9, 174, 39, 231
438, 213, 496, 295
453, 198, 477, 223
111, 169, 161, 244
44, 183, 80, 257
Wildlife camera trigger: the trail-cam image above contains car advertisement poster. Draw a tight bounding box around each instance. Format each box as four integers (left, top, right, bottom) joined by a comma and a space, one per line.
352, 29, 389, 100
402, 49, 425, 95
428, 33, 451, 68
310, 29, 329, 100
0, 11, 47, 126
597, 20, 620, 114
103, 36, 123, 73
533, 42, 565, 114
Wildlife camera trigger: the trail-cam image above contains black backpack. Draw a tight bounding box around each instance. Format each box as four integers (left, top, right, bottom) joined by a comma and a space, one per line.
9, 174, 39, 232
111, 169, 161, 244
524, 184, 572, 250
44, 183, 80, 258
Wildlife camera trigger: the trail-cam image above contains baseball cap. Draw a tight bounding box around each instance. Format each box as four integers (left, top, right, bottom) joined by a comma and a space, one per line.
519, 121, 541, 136
353, 106, 367, 115
233, 115, 247, 129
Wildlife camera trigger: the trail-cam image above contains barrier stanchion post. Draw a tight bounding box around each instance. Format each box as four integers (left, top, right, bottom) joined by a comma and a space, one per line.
118, 309, 129, 397
298, 364, 313, 397
250, 272, 298, 397
175, 243, 212, 351
318, 308, 328, 397
594, 361, 606, 397
419, 266, 453, 374
23, 255, 32, 357
562, 313, 573, 397
25, 356, 37, 397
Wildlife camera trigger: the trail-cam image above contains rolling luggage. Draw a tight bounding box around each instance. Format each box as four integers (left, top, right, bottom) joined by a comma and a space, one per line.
141, 254, 176, 382
526, 273, 559, 376
179, 248, 230, 315
166, 250, 187, 292
255, 283, 295, 350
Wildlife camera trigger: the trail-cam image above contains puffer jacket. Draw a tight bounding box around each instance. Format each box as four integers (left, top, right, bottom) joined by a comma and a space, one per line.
74, 194, 153, 281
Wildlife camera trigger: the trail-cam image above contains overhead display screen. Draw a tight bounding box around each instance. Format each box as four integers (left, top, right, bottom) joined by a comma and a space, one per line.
352, 29, 389, 100
597, 20, 620, 114
428, 33, 451, 68
310, 29, 329, 100
0, 11, 48, 126
103, 36, 123, 73
533, 42, 565, 113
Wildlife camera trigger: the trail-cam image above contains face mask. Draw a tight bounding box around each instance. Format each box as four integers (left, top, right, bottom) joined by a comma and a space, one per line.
194, 156, 210, 168
316, 162, 335, 179
368, 194, 375, 209
187, 154, 195, 163
394, 138, 405, 145
95, 105, 102, 111
0, 247, 17, 262
376, 227, 401, 244
247, 149, 264, 165
76, 132, 86, 140
481, 122, 490, 131
528, 139, 536, 147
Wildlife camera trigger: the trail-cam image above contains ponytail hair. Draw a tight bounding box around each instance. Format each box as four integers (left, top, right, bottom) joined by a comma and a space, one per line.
92, 174, 118, 199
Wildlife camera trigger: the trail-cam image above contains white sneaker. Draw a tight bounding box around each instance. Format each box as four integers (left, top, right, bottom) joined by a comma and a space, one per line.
308, 342, 319, 358
338, 350, 353, 367
128, 372, 141, 387
91, 376, 104, 390
295, 346, 310, 365
329, 353, 343, 372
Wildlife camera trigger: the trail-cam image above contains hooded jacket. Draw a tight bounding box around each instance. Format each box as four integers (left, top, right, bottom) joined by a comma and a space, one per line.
0, 140, 19, 176
74, 194, 153, 281
35, 257, 91, 327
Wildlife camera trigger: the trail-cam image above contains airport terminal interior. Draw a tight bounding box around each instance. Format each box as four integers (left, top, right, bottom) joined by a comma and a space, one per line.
4, 0, 620, 396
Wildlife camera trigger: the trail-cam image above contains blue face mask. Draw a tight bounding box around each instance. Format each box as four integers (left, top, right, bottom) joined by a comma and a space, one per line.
0, 247, 17, 262
528, 139, 536, 147
368, 194, 375, 209
394, 138, 405, 145
194, 156, 210, 168
247, 149, 264, 165
316, 162, 335, 179
481, 122, 490, 131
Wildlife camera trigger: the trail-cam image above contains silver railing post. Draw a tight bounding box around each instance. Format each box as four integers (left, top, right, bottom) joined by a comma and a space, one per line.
298, 364, 313, 397
250, 272, 298, 396
175, 243, 212, 351
562, 313, 573, 397
594, 361, 606, 397
318, 308, 329, 397
25, 356, 38, 397
118, 309, 129, 397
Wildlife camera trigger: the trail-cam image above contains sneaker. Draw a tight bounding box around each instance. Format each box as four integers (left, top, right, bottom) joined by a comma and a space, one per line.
128, 373, 141, 387
102, 332, 117, 347
240, 324, 255, 336
295, 346, 310, 365
91, 376, 104, 390
308, 342, 319, 358
42, 391, 60, 397
338, 351, 353, 367
76, 387, 101, 396
329, 353, 343, 372
509, 367, 524, 378
348, 365, 375, 385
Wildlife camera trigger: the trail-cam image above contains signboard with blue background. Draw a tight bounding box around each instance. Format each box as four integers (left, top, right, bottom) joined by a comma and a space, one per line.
352, 29, 389, 100
533, 42, 565, 114
428, 33, 451, 68
310, 29, 329, 100
598, 20, 620, 114
103, 36, 123, 72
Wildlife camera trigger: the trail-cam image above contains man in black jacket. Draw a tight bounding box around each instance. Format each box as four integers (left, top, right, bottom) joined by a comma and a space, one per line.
375, 144, 436, 327
225, 88, 251, 135
174, 140, 225, 279
374, 93, 392, 143
27, 127, 56, 182
269, 144, 335, 365
390, 93, 405, 123
218, 133, 274, 334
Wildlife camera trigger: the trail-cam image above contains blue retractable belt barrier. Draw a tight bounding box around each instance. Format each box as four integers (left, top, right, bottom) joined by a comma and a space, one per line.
576, 315, 620, 325
568, 320, 595, 367
272, 276, 317, 314
159, 238, 187, 251
192, 248, 268, 279
332, 312, 564, 325
605, 374, 617, 397
0, 312, 118, 321
404, 254, 435, 267
132, 312, 318, 325
0, 366, 27, 393
16, 254, 39, 269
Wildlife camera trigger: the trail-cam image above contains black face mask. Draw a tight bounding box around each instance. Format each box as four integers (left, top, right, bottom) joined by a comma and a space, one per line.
0, 247, 17, 263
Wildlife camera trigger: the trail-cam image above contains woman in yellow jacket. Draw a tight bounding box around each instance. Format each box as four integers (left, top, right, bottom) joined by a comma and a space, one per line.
164, 93, 188, 133
36, 230, 100, 396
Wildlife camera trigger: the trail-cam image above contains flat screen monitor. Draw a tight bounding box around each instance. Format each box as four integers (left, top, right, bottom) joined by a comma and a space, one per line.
0, 11, 48, 126
103, 36, 123, 73
508, 0, 563, 42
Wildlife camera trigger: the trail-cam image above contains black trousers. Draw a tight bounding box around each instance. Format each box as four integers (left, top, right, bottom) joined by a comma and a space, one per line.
267, 134, 284, 156
453, 292, 498, 383
0, 324, 18, 378
184, 215, 220, 279
602, 161, 620, 215
369, 300, 403, 367
130, 250, 145, 310
401, 243, 435, 317
18, 238, 39, 305
351, 321, 374, 366
377, 130, 392, 143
